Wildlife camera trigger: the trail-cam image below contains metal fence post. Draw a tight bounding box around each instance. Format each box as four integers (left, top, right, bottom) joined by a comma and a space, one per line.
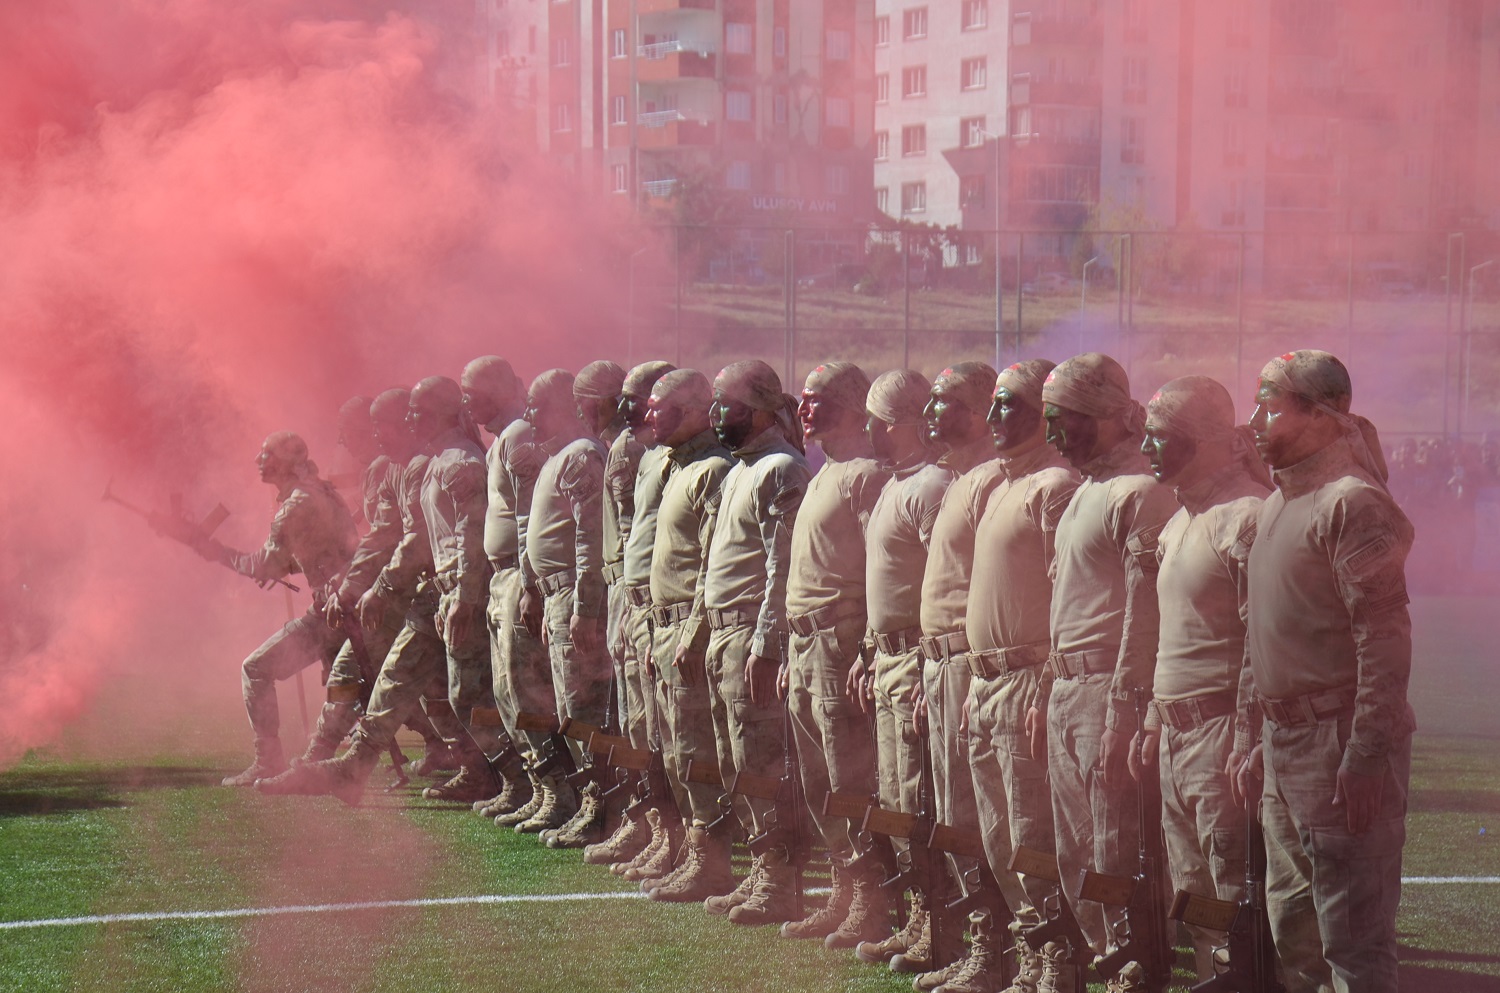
673, 225, 683, 367
784, 228, 796, 386
902, 231, 912, 369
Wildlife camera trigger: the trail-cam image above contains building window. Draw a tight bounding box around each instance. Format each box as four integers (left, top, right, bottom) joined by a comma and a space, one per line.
726, 90, 753, 121
1223, 121, 1246, 167
902, 66, 927, 98
902, 124, 926, 156
903, 7, 928, 40
1225, 65, 1248, 108
1012, 10, 1031, 45
726, 160, 752, 190
1124, 0, 1147, 43
827, 29, 851, 61
961, 57, 987, 90
497, 30, 511, 56
1123, 57, 1147, 104
875, 16, 890, 45
1121, 117, 1144, 164
774, 26, 787, 57
826, 165, 850, 195
875, 131, 889, 160
612, 164, 628, 193
826, 96, 851, 128
901, 181, 926, 213
961, 116, 988, 148
960, 173, 987, 209
875, 73, 890, 102
774, 93, 788, 124
553, 36, 571, 67
962, 0, 988, 30
552, 103, 572, 132
876, 187, 889, 214
611, 95, 627, 125
726, 22, 753, 55
611, 28, 627, 58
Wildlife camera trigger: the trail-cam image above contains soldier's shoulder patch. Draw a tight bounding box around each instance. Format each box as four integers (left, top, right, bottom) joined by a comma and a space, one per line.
1340, 529, 1398, 580
1128, 520, 1166, 551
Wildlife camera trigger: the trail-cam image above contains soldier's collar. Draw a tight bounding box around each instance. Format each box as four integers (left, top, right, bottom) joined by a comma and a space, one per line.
1079, 436, 1148, 481
1271, 436, 1354, 498
938, 436, 996, 474
882, 450, 931, 477
997, 438, 1056, 480
670, 429, 723, 464
1176, 460, 1251, 514
732, 424, 786, 460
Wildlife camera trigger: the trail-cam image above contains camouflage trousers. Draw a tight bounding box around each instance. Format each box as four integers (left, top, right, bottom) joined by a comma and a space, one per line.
241, 608, 345, 741
622, 599, 659, 751
605, 581, 630, 741
312, 606, 409, 750
872, 645, 923, 823
1159, 711, 1247, 980
487, 566, 554, 762
922, 649, 983, 892
544, 586, 612, 766
1261, 718, 1409, 993
355, 607, 466, 752
653, 613, 715, 823
787, 614, 877, 863
1046, 673, 1139, 958
705, 619, 784, 838
967, 664, 1055, 926
325, 609, 406, 693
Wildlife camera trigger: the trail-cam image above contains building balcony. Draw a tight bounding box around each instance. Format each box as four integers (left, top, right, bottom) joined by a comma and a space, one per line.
642, 179, 680, 198
1011, 79, 1101, 107
638, 43, 717, 81
637, 0, 715, 12
638, 115, 717, 148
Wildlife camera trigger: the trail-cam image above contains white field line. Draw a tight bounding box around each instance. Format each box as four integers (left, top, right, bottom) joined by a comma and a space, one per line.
0, 879, 1490, 931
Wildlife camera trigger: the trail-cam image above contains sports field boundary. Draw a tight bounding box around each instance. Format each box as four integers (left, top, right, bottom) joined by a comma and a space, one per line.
3, 879, 1495, 931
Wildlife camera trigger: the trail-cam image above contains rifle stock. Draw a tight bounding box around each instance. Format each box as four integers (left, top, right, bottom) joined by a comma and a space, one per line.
1188, 807, 1286, 993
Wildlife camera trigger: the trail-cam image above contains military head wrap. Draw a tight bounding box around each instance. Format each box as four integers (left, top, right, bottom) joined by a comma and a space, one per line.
933, 361, 999, 414
1043, 353, 1146, 434
1147, 375, 1238, 444
714, 360, 786, 412
461, 355, 519, 400
651, 369, 712, 412
262, 430, 318, 480
338, 396, 373, 434
993, 359, 1055, 411
370, 388, 410, 424
624, 360, 676, 399
1258, 350, 1388, 485
574, 360, 626, 401
528, 368, 575, 408
410, 376, 464, 417
866, 369, 931, 426
803, 361, 871, 414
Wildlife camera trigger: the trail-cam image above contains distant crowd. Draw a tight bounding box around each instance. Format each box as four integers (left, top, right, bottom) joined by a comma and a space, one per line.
1389, 436, 1500, 593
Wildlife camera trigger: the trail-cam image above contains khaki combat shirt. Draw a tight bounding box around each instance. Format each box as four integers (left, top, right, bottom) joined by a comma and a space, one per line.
604, 428, 646, 582
651, 429, 734, 655
420, 428, 490, 605
1050, 438, 1178, 733
484, 417, 533, 566
966, 440, 1079, 660
1247, 436, 1415, 777
786, 452, 887, 617
521, 429, 608, 617
227, 475, 356, 591
866, 458, 950, 635
920, 437, 1007, 639
1151, 462, 1268, 728
623, 445, 672, 589
338, 454, 404, 603
704, 424, 811, 661
372, 453, 434, 603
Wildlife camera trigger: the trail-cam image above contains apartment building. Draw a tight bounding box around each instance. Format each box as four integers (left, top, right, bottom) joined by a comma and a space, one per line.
480, 0, 877, 236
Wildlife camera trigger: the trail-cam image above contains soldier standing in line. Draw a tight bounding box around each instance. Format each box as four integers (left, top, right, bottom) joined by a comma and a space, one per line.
515, 362, 621, 843
598, 360, 677, 862
634, 370, 735, 902
1039, 354, 1178, 988
778, 362, 891, 949
962, 360, 1081, 993
262, 378, 494, 804
458, 356, 536, 817
204, 431, 357, 787
1243, 351, 1413, 993
699, 360, 811, 927
1130, 376, 1270, 982
476, 369, 560, 829
910, 360, 1005, 990
297, 390, 448, 772
848, 369, 946, 968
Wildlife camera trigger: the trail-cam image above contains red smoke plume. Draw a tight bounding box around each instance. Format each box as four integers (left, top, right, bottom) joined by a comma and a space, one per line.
0, 0, 654, 765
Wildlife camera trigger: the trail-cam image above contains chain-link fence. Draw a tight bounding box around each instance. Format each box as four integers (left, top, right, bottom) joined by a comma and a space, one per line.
623, 225, 1500, 442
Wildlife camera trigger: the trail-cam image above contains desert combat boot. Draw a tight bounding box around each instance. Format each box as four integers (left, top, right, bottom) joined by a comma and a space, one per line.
728, 847, 800, 927
223, 737, 287, 788
856, 893, 927, 964
647, 826, 735, 903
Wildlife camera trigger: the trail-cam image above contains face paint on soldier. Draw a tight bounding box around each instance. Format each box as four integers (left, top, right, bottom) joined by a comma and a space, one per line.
1141, 419, 1198, 484
712, 390, 756, 450
988, 386, 1042, 454
620, 391, 654, 444
1044, 402, 1101, 468
460, 385, 500, 432
1249, 381, 1332, 471
645, 394, 689, 448
866, 414, 897, 461
799, 389, 847, 444
924, 383, 981, 446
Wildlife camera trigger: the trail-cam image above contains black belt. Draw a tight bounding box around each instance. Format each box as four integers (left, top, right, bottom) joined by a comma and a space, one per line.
623, 584, 652, 609
1156, 691, 1236, 730
1260, 686, 1356, 727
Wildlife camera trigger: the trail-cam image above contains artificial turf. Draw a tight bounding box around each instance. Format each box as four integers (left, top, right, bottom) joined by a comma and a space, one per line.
3, 595, 1499, 992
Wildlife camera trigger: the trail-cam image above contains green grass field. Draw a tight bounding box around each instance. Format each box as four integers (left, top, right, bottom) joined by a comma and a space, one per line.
3, 596, 1499, 992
